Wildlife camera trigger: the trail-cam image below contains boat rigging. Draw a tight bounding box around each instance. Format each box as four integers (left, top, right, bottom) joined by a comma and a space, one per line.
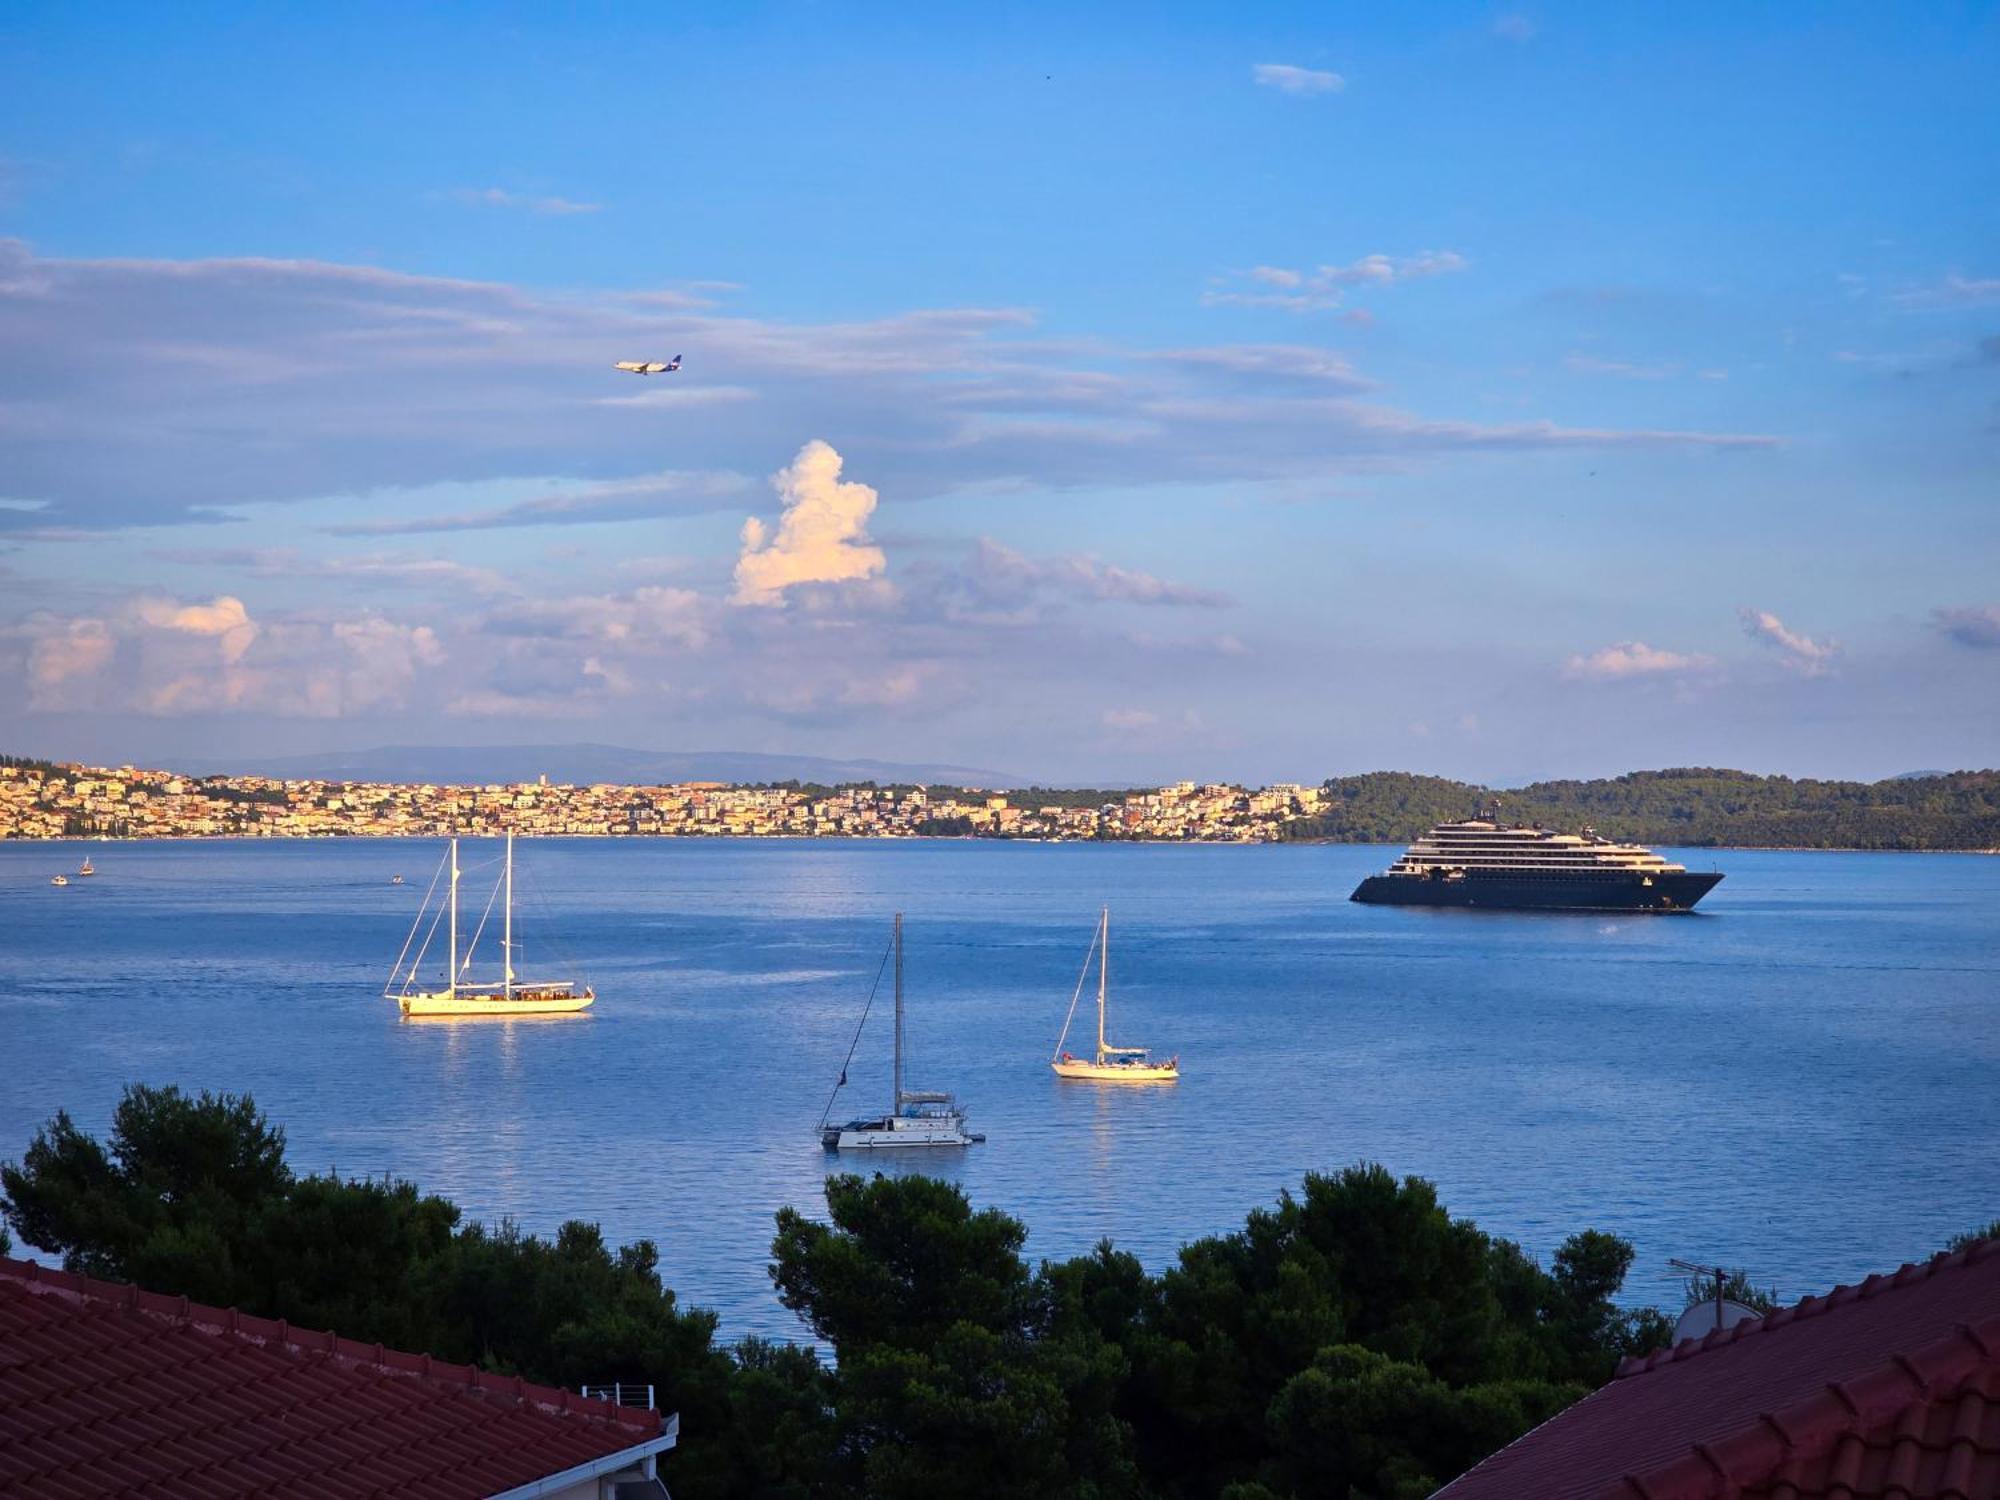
383, 833, 594, 1018
819, 913, 981, 1149
1051, 907, 1179, 1082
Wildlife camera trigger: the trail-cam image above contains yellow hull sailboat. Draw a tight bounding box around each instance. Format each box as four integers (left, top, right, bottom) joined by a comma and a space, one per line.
398, 984, 593, 1018
386, 833, 594, 1019
1051, 907, 1178, 1082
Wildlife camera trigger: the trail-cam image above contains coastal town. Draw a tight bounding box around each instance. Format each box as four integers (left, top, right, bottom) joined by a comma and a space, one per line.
0, 757, 1328, 843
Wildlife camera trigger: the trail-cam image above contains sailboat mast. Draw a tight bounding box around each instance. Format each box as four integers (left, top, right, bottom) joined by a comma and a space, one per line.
892, 912, 904, 1111
1097, 907, 1108, 1061
447, 836, 460, 997
503, 830, 514, 1000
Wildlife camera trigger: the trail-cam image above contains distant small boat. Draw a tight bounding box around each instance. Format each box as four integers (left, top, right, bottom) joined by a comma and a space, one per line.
390, 874, 404, 885
1051, 908, 1179, 1082
820, 914, 981, 1149
50, 874, 69, 887
384, 834, 594, 1018
77, 857, 94, 877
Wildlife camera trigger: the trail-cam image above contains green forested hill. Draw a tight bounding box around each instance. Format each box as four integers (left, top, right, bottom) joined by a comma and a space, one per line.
1283, 768, 2000, 850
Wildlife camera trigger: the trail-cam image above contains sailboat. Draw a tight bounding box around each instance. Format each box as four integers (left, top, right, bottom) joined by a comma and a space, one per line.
820, 913, 982, 1149
384, 833, 594, 1018
1051, 908, 1179, 1082
77, 857, 94, 877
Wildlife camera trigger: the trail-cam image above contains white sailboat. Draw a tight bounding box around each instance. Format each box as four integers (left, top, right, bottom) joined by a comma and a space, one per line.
384, 833, 594, 1018
1051, 908, 1179, 1082
820, 913, 981, 1149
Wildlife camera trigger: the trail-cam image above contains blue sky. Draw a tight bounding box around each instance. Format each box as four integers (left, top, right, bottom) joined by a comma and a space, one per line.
1, 2, 1995, 783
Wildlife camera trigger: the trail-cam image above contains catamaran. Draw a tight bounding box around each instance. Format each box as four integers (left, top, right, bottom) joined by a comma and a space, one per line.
384, 833, 594, 1018
1051, 907, 1179, 1082
820, 913, 981, 1149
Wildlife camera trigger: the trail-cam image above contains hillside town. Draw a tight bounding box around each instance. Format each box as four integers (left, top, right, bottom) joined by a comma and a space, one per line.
0, 758, 1327, 843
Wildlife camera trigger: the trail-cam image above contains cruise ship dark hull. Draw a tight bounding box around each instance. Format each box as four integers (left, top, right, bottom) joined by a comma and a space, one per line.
1351, 869, 1723, 913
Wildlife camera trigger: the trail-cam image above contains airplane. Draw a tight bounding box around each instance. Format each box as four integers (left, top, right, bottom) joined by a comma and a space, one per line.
613, 356, 682, 375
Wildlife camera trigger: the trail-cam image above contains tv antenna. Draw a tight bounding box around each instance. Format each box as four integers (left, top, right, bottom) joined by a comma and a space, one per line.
1668, 1257, 1766, 1343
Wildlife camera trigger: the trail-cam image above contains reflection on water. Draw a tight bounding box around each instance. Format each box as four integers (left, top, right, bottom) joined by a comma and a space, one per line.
2, 837, 1997, 1342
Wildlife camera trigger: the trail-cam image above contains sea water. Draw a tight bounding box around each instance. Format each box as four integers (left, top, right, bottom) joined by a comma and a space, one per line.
2, 838, 1994, 1342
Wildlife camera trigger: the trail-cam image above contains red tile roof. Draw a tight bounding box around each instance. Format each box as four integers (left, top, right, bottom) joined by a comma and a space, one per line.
1436, 1238, 2000, 1500
0, 1255, 667, 1498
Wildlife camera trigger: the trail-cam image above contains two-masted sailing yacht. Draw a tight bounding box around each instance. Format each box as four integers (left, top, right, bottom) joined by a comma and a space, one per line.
1052, 908, 1178, 1082
384, 833, 594, 1018
820, 914, 981, 1149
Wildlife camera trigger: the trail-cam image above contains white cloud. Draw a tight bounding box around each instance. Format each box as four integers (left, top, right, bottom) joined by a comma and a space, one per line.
1563, 641, 1714, 681
1739, 608, 1839, 675
0, 239, 1779, 535
149, 547, 515, 596
590, 385, 758, 410
968, 539, 1233, 609
24, 616, 113, 691
732, 440, 888, 606
1148, 344, 1372, 389
322, 470, 753, 537
484, 585, 709, 650
1205, 251, 1469, 312
5, 592, 462, 717
1892, 273, 2000, 309
1325, 252, 1469, 286
135, 594, 259, 663
449, 187, 602, 217
1252, 63, 1344, 95
1933, 605, 2000, 649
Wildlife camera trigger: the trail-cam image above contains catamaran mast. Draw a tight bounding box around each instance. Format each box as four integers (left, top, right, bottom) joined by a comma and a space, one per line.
503, 831, 514, 1000
447, 836, 460, 998
1096, 907, 1108, 1062
892, 912, 905, 1110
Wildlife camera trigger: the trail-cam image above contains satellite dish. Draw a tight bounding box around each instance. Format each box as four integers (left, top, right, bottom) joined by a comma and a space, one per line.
1672, 1297, 1762, 1345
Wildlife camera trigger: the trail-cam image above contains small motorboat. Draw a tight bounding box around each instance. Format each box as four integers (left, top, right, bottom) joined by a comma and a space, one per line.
390, 874, 404, 885
50, 874, 70, 887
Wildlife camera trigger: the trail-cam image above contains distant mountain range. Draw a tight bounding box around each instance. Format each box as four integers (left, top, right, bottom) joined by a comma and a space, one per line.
191, 743, 1026, 789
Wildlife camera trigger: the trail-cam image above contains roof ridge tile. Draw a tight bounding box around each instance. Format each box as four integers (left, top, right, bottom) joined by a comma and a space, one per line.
1614, 1240, 1999, 1382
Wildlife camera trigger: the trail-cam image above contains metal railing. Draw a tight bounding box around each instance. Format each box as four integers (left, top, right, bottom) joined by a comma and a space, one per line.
580, 1382, 656, 1410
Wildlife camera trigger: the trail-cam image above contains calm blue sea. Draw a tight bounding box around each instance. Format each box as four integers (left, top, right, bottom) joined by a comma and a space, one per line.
1, 838, 1995, 1342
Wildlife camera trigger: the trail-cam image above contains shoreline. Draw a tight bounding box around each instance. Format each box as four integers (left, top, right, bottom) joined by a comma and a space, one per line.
7, 833, 1996, 855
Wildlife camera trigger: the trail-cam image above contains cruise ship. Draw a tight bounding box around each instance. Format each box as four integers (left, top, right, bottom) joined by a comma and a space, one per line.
1351, 811, 1723, 913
